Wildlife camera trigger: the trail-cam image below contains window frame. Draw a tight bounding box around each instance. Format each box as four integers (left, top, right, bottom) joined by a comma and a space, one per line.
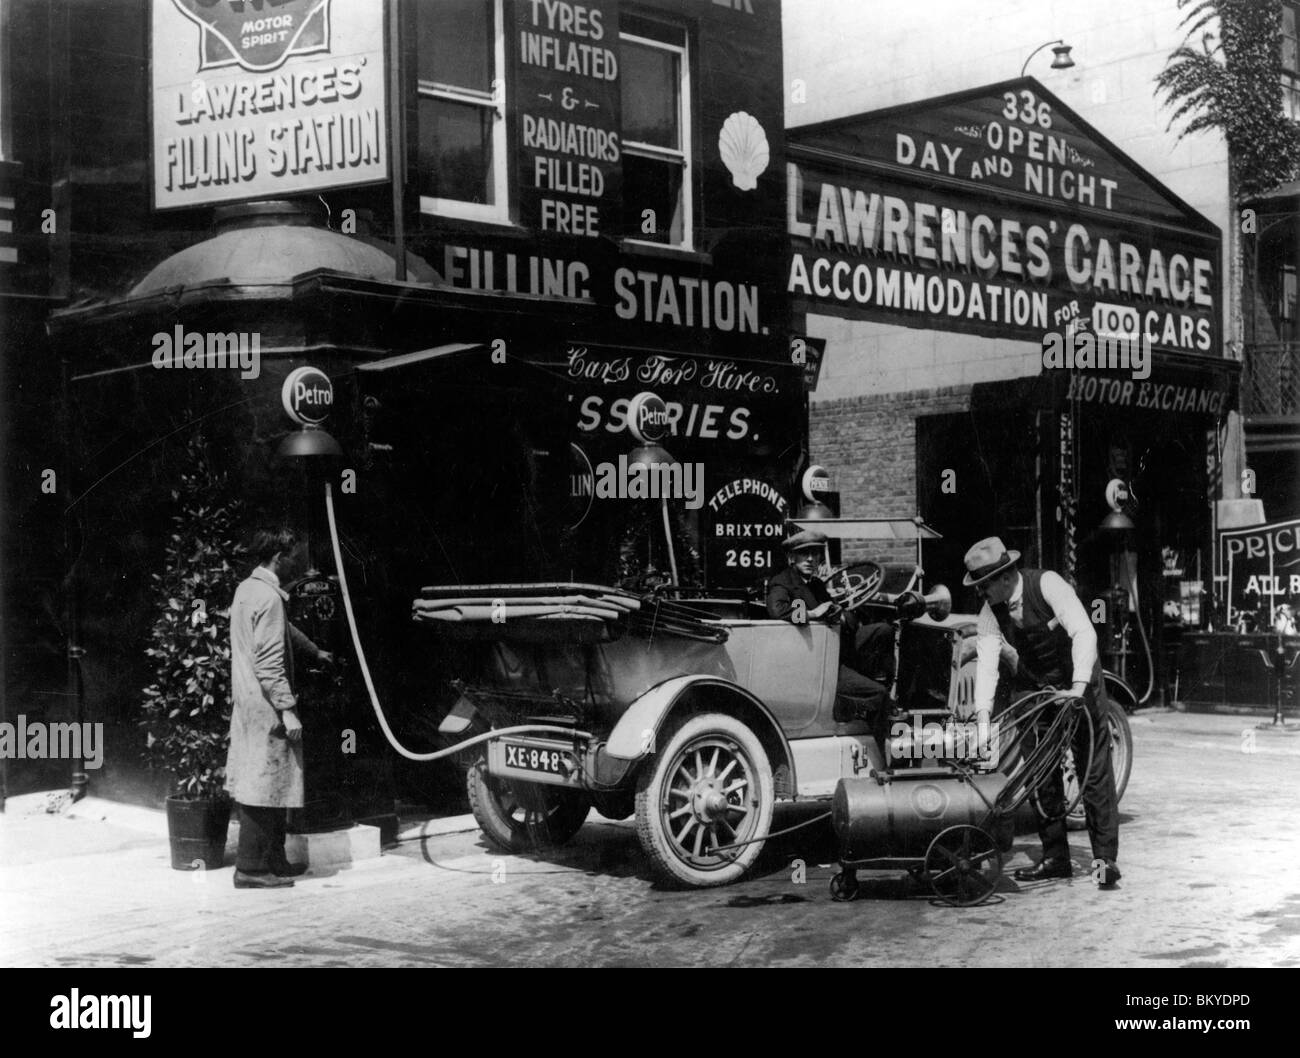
619, 23, 693, 251
1282, 2, 1300, 122
417, 0, 510, 225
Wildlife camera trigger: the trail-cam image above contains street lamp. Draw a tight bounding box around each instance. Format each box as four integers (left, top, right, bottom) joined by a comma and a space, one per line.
1021, 39, 1075, 78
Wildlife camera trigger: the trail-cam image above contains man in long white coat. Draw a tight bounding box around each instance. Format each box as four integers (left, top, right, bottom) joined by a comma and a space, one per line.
226, 528, 332, 889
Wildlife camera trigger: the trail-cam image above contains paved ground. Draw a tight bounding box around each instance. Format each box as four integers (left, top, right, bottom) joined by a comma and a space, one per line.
2, 711, 1298, 968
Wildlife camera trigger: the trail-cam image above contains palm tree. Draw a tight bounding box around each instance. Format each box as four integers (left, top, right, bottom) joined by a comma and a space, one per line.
1156, 0, 1299, 200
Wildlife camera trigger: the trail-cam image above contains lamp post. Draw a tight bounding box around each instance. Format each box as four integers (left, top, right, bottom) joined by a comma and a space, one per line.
1021, 39, 1075, 78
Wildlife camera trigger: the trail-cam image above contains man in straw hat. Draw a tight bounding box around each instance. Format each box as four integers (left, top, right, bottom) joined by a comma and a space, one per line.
964, 536, 1121, 887
768, 530, 894, 723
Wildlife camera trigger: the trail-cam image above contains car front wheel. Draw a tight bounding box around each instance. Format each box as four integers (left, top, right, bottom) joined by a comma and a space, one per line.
634, 713, 774, 888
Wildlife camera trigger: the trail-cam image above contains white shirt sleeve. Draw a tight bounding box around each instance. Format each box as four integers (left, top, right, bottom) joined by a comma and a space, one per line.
973, 602, 1002, 717
1039, 570, 1098, 687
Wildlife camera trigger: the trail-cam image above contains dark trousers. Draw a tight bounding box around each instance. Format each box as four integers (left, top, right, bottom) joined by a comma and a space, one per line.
1036, 689, 1120, 865
236, 803, 289, 874
832, 618, 895, 725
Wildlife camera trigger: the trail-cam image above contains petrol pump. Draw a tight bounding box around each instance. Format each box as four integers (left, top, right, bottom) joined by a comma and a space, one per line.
277, 367, 396, 837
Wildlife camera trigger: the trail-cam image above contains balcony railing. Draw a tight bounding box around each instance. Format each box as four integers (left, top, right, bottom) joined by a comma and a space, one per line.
1242, 341, 1300, 417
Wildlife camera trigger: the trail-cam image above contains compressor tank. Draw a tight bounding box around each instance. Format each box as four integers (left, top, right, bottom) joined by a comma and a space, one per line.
832, 771, 1010, 860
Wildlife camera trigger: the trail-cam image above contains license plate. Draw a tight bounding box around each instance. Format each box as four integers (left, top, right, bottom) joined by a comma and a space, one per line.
502, 741, 571, 777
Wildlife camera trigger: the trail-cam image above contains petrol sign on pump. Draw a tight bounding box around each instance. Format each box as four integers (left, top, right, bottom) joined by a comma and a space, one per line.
282, 366, 334, 426
627, 391, 670, 445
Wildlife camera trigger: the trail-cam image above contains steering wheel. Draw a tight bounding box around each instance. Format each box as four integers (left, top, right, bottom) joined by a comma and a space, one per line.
823, 561, 885, 612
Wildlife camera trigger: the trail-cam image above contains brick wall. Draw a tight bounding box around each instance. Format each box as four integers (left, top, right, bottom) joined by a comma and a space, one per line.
810, 384, 972, 565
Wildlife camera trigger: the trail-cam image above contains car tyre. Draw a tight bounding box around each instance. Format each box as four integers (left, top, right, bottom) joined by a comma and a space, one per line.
634, 712, 774, 888
1064, 696, 1132, 830
466, 757, 590, 853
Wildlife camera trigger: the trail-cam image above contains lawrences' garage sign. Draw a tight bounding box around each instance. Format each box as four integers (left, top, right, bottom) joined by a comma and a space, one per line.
151, 0, 388, 209
787, 79, 1221, 357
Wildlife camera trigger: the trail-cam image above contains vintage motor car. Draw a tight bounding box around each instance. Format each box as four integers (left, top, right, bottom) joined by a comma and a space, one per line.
417, 538, 1133, 889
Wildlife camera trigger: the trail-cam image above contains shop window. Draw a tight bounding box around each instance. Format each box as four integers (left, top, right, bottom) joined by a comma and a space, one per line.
417, 0, 508, 223
1279, 262, 1296, 340
1282, 3, 1300, 121
620, 14, 692, 249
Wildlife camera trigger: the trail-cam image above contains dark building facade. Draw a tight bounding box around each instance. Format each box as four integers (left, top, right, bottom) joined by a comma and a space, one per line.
0, 0, 799, 806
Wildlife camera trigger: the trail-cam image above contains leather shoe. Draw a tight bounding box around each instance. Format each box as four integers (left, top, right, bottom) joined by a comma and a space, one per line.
233, 870, 294, 889
1092, 859, 1122, 887
269, 859, 309, 878
1014, 857, 1072, 881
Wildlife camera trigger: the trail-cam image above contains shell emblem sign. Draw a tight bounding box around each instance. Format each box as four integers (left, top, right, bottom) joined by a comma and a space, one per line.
171, 0, 332, 73
151, 0, 387, 209
719, 112, 770, 192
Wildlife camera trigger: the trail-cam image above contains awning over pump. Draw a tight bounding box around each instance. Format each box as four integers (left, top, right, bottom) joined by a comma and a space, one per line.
788, 518, 942, 540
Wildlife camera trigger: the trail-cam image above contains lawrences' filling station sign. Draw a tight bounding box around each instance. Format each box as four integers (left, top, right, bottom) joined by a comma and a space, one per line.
151, 0, 388, 209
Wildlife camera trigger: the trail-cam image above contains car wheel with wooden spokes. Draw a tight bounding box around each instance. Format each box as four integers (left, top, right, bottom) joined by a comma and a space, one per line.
466, 758, 590, 853
634, 713, 774, 888
1063, 696, 1132, 830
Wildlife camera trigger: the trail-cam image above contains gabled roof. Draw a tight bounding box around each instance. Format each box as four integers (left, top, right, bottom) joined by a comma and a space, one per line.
789, 77, 1218, 236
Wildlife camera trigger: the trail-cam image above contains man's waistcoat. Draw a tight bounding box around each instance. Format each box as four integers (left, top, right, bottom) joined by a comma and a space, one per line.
992, 569, 1100, 691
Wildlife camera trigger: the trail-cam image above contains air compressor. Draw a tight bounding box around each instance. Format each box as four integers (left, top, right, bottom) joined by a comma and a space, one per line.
829, 767, 1012, 905
828, 688, 1094, 906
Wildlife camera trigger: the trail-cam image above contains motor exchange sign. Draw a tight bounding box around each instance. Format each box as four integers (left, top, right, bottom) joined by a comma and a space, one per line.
787, 79, 1221, 356
151, 0, 388, 209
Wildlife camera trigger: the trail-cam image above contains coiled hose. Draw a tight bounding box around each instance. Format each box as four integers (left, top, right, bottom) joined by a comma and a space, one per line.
989, 689, 1096, 821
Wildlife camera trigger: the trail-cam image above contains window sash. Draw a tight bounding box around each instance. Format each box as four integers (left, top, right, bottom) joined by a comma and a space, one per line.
418, 0, 509, 223
1282, 72, 1300, 122
619, 29, 691, 249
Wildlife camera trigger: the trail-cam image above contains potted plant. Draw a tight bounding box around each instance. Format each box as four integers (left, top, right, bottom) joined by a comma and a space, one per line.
140, 435, 247, 869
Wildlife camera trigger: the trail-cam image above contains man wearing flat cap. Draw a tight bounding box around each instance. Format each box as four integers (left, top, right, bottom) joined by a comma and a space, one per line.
766, 530, 838, 622
965, 536, 1121, 887
768, 531, 894, 722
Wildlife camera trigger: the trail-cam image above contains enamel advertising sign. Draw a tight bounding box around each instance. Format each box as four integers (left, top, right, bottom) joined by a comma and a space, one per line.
151, 0, 388, 209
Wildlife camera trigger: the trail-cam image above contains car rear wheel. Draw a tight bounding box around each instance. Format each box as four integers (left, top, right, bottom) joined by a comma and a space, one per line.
466, 758, 590, 853
634, 713, 774, 888
1063, 696, 1132, 829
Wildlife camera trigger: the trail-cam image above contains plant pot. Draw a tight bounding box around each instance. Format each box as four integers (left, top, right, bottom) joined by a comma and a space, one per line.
165, 796, 232, 870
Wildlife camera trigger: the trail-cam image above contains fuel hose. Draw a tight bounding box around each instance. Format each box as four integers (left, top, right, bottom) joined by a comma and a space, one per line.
324, 481, 592, 761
